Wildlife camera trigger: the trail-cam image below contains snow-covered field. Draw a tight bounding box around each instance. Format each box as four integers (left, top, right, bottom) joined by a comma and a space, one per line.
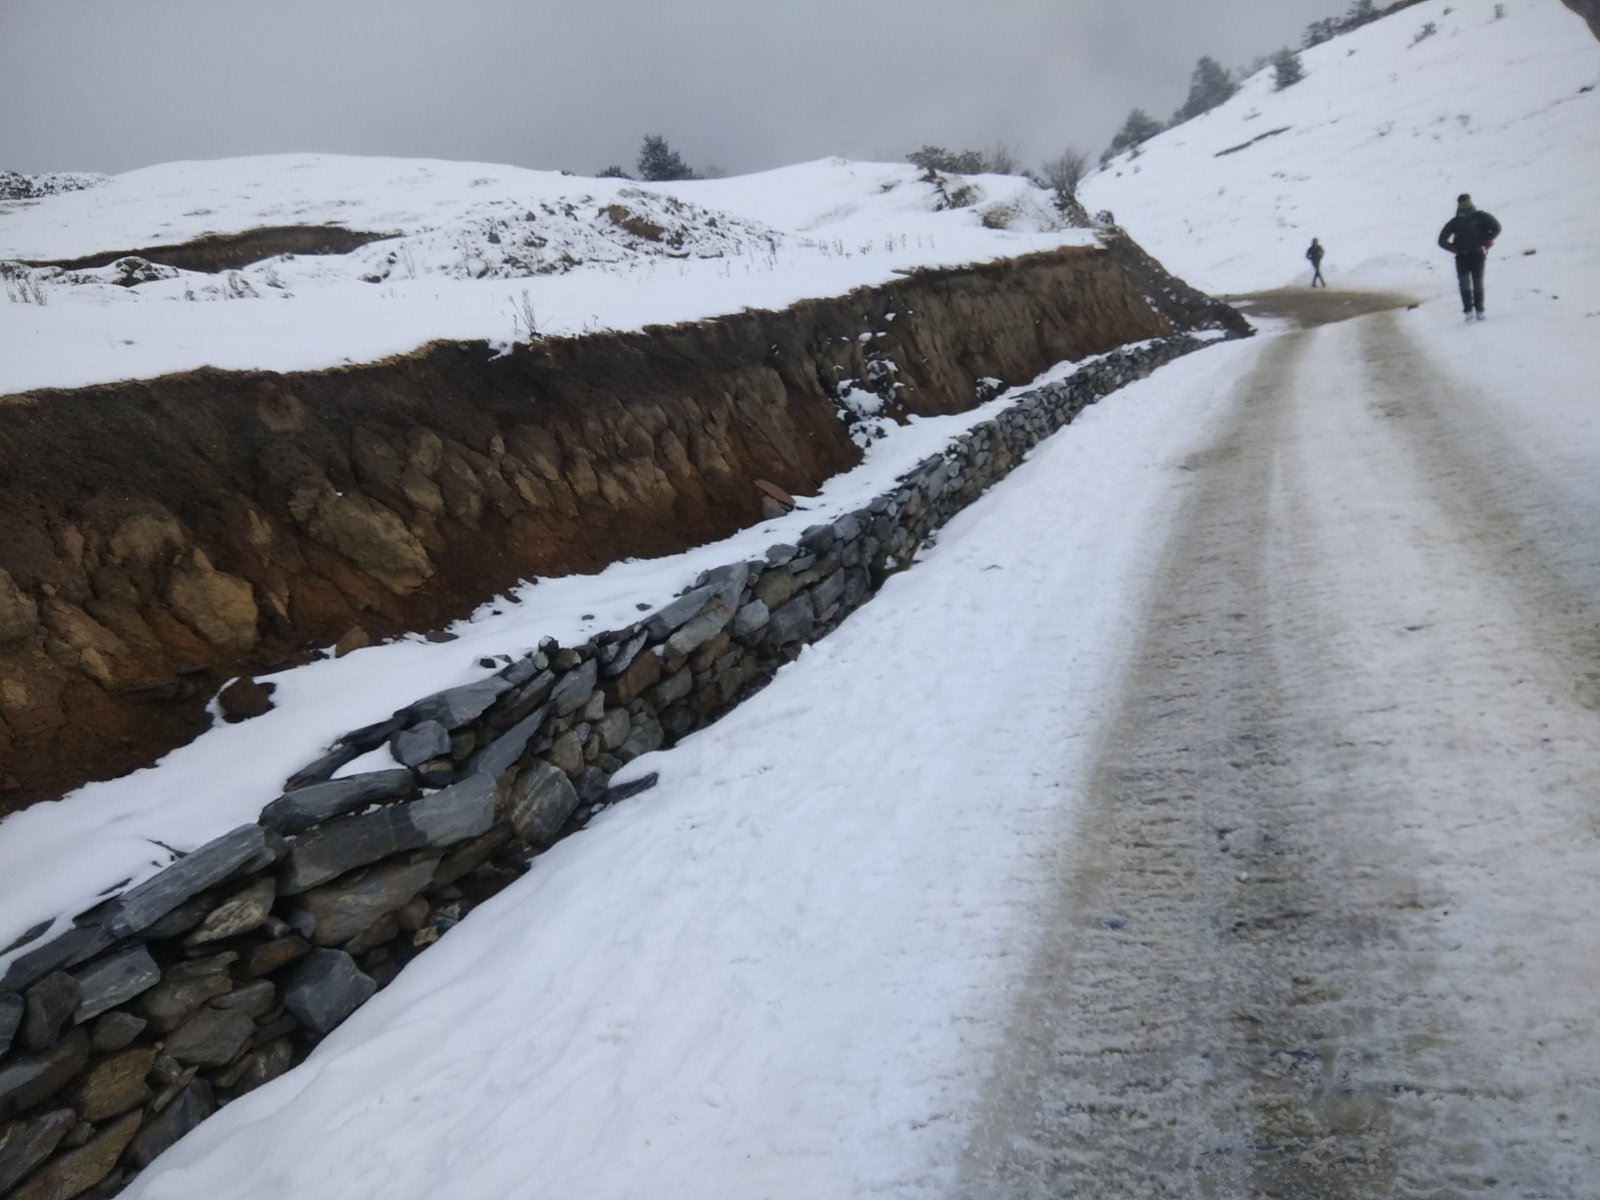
0, 156, 1084, 396
2, 0, 1598, 1195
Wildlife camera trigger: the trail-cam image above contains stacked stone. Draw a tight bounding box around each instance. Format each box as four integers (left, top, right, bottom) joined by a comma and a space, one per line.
0, 330, 1217, 1200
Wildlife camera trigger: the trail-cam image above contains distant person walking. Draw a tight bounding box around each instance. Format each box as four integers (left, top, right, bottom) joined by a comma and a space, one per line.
1306, 238, 1326, 287
1438, 193, 1501, 321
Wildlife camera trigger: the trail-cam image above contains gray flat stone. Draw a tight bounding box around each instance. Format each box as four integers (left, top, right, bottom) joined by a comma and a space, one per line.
0, 926, 114, 994
406, 772, 498, 848
503, 762, 580, 847
279, 773, 496, 894
209, 980, 276, 1019
298, 858, 439, 947
732, 599, 770, 639
810, 569, 847, 616
12, 1107, 139, 1199
404, 677, 512, 729
0, 920, 50, 959
20, 971, 79, 1052
642, 585, 713, 640
666, 600, 736, 658
549, 659, 598, 717
391, 721, 451, 767
498, 654, 542, 687
0, 1107, 75, 1193
598, 628, 649, 678
140, 893, 215, 941
605, 772, 660, 805
88, 1011, 147, 1054
767, 595, 815, 646
0, 1028, 88, 1121
337, 715, 406, 752
89, 825, 272, 939
164, 1007, 255, 1067
619, 713, 663, 760
651, 666, 692, 707
136, 953, 237, 1034
596, 708, 632, 752
261, 770, 415, 835
184, 877, 277, 947
220, 1038, 295, 1098
283, 742, 364, 789
127, 1079, 215, 1170
0, 992, 21, 1057
466, 708, 547, 779
282, 950, 375, 1038
799, 523, 838, 553
71, 945, 161, 1024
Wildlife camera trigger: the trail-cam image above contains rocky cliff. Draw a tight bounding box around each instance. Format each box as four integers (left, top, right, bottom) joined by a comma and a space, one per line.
0, 237, 1245, 809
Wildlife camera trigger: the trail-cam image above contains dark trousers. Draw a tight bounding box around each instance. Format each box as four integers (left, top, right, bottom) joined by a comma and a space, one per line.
1455, 251, 1486, 312
1310, 264, 1325, 287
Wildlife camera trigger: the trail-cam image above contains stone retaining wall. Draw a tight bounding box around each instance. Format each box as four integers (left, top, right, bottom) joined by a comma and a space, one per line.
0, 329, 1234, 1198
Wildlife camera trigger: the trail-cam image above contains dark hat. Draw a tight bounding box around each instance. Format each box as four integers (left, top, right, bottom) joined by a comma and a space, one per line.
1457, 193, 1472, 204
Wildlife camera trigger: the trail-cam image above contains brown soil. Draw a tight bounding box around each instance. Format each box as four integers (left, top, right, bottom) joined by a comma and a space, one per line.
0, 239, 1245, 812
27, 225, 397, 273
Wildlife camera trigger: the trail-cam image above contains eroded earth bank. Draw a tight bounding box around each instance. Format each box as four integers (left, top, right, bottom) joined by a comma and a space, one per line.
0, 238, 1243, 809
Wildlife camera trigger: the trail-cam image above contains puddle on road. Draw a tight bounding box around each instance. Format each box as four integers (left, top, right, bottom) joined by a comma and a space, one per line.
1226, 288, 1420, 329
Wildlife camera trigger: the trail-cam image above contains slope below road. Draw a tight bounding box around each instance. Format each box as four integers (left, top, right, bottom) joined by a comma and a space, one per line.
957, 304, 1600, 1198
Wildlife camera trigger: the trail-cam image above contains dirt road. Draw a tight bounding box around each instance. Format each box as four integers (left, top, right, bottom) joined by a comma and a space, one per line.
956, 292, 1600, 1198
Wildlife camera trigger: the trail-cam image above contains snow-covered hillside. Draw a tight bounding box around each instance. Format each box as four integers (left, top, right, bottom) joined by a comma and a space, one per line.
0, 156, 1083, 395
1082, 0, 1599, 301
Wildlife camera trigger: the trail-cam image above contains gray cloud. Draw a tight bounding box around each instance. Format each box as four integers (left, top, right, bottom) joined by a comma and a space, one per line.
2, 0, 1343, 178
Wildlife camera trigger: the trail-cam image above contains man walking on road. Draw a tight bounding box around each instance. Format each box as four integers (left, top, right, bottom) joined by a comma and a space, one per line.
1306, 238, 1326, 287
1438, 193, 1502, 321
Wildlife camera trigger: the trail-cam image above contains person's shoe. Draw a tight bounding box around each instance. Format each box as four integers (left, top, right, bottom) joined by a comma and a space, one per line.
1465, 312, 1475, 323
1476, 310, 1486, 321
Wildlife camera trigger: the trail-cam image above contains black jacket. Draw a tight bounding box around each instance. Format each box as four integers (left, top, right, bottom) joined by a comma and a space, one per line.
1438, 208, 1501, 255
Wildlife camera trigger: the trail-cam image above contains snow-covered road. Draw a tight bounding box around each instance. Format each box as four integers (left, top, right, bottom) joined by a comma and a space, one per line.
958, 298, 1600, 1198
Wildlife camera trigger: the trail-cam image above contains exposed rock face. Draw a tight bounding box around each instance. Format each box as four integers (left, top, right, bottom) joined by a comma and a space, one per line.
0, 240, 1243, 809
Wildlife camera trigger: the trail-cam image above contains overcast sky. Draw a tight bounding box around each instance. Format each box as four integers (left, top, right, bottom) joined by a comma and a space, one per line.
3, 0, 1345, 180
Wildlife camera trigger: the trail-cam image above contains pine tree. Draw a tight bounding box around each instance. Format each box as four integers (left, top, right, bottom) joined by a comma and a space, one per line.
1175, 56, 1238, 123
636, 135, 698, 182
1106, 108, 1164, 159
1346, 0, 1379, 26
906, 145, 987, 174
1303, 18, 1339, 47
1273, 47, 1306, 91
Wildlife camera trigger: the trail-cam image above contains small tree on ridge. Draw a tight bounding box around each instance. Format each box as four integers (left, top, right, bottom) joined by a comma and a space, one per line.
1273, 47, 1306, 90
637, 135, 698, 182
1175, 56, 1238, 123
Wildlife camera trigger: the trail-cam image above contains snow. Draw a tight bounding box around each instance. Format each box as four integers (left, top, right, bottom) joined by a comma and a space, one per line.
2, 0, 1598, 1194
0, 157, 1086, 396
